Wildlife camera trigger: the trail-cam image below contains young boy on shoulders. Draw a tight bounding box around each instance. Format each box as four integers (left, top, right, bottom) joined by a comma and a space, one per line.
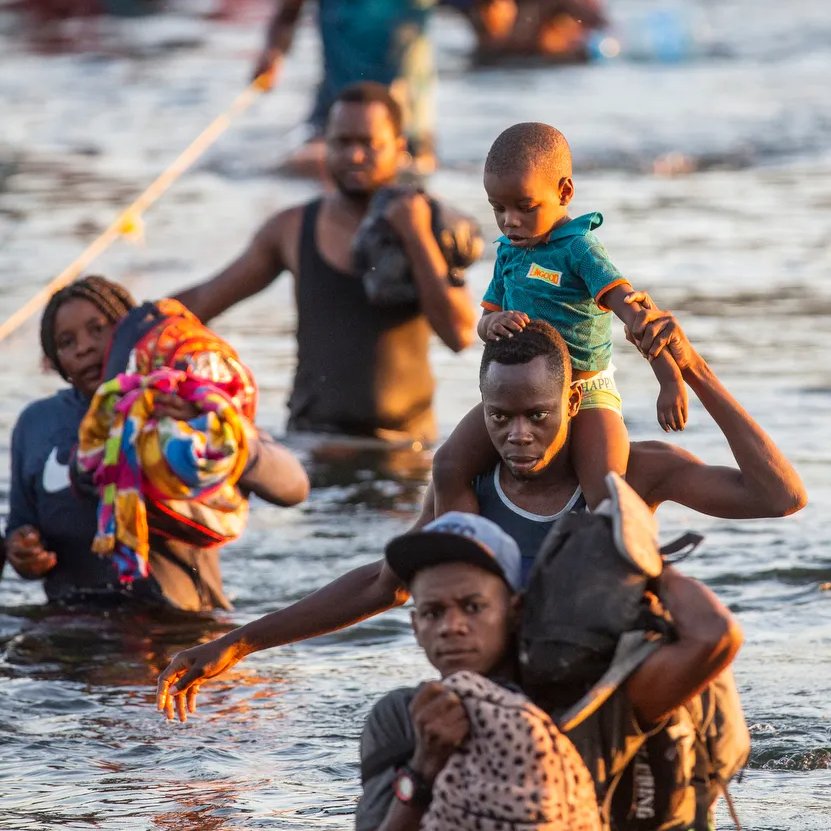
434, 122, 687, 510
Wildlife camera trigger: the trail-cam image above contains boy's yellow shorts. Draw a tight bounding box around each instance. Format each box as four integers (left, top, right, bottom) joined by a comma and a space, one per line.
574, 366, 623, 415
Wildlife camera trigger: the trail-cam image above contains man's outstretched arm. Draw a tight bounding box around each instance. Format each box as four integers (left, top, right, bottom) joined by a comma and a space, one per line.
175, 211, 295, 323
251, 0, 305, 87
157, 480, 436, 721
157, 558, 409, 721
625, 299, 807, 519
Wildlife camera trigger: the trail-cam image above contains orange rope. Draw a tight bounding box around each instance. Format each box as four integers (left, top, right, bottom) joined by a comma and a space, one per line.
0, 76, 268, 343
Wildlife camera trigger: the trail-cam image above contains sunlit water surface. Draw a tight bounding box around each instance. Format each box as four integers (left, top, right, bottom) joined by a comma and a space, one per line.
0, 1, 829, 829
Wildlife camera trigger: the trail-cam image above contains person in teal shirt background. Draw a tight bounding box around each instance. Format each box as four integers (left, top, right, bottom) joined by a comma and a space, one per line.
253, 0, 437, 171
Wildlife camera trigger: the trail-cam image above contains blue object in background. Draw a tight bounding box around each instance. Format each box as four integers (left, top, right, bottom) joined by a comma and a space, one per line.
642, 8, 692, 62
589, 6, 694, 63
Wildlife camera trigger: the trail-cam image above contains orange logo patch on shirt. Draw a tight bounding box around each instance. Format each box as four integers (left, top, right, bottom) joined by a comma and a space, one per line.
526, 263, 562, 286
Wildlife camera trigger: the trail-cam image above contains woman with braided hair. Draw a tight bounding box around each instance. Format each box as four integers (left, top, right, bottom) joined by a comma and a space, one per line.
6, 275, 309, 610
39, 275, 137, 390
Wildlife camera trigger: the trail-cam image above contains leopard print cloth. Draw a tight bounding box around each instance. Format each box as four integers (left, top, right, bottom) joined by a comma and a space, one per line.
421, 671, 601, 831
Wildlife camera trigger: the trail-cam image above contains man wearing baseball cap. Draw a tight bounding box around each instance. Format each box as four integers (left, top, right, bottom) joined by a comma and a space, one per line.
355, 509, 742, 831
356, 511, 531, 830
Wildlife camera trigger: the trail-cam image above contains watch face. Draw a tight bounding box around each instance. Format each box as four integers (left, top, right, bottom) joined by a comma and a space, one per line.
395, 771, 415, 802
394, 767, 432, 808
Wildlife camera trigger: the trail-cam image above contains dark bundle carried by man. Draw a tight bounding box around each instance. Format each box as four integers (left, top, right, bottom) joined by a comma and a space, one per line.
353, 185, 484, 306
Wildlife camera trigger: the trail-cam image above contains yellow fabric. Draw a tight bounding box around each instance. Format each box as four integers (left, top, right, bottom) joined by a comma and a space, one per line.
576, 367, 623, 414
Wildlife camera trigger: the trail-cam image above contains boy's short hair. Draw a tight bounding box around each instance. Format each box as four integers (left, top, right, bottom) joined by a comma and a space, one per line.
479, 319, 571, 390
331, 82, 403, 137
485, 122, 572, 181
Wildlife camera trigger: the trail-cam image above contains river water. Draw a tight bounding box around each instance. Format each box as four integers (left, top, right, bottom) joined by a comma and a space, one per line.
0, 1, 829, 829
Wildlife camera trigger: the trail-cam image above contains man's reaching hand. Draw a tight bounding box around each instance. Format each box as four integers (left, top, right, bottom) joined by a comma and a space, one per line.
157, 636, 245, 722
624, 291, 695, 371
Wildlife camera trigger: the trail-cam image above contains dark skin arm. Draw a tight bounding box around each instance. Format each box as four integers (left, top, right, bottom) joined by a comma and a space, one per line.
157, 557, 408, 721
152, 395, 310, 507
6, 525, 57, 579
384, 192, 476, 353
477, 309, 529, 342
601, 283, 687, 432
174, 208, 300, 324
239, 430, 310, 507
626, 566, 742, 725
625, 298, 807, 518
251, 0, 306, 87
156, 481, 441, 721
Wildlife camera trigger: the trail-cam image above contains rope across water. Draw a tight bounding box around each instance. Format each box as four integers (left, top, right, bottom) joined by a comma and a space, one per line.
0, 76, 268, 343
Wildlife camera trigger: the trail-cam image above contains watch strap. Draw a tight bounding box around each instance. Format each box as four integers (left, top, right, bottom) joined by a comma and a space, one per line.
393, 764, 433, 808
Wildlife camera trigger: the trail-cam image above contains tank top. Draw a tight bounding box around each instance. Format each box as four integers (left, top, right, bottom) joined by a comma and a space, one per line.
288, 199, 437, 443
474, 464, 587, 586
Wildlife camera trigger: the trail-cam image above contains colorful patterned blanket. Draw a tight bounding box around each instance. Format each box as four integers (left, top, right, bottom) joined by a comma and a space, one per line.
77, 368, 248, 583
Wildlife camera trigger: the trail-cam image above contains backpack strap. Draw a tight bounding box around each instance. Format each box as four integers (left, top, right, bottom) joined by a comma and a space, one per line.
692, 684, 744, 831
558, 630, 663, 732
719, 781, 743, 830
659, 532, 704, 563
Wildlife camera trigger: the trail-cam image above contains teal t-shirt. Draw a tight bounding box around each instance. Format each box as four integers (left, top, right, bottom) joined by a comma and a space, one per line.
482, 212, 627, 371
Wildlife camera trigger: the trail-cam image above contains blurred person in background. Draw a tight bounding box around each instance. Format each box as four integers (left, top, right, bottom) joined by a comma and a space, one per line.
175, 82, 477, 447
253, 0, 439, 175
449, 0, 607, 64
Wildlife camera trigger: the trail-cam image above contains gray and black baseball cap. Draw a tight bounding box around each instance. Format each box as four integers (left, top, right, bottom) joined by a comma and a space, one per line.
385, 511, 522, 592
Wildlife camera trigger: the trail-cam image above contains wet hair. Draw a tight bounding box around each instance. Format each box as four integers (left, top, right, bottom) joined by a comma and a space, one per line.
484, 122, 572, 182
331, 82, 404, 137
479, 319, 571, 390
41, 275, 136, 380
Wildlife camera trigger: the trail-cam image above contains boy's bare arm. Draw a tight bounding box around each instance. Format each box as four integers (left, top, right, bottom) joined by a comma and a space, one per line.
601, 284, 688, 431
478, 309, 530, 342
477, 311, 490, 341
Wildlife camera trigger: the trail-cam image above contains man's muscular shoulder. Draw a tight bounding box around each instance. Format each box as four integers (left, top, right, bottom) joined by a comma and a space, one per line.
254, 204, 305, 276
627, 440, 701, 511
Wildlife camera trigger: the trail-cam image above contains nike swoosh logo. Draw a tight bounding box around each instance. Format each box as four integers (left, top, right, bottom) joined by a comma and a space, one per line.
42, 446, 71, 494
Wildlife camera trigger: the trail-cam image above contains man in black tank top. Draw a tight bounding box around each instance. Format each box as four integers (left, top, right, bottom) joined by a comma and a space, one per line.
174, 82, 475, 446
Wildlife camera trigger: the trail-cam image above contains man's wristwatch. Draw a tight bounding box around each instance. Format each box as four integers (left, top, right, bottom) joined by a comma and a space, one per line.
392, 765, 432, 808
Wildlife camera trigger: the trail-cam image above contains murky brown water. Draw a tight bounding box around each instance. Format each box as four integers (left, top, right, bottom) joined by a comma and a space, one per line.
0, 2, 829, 829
